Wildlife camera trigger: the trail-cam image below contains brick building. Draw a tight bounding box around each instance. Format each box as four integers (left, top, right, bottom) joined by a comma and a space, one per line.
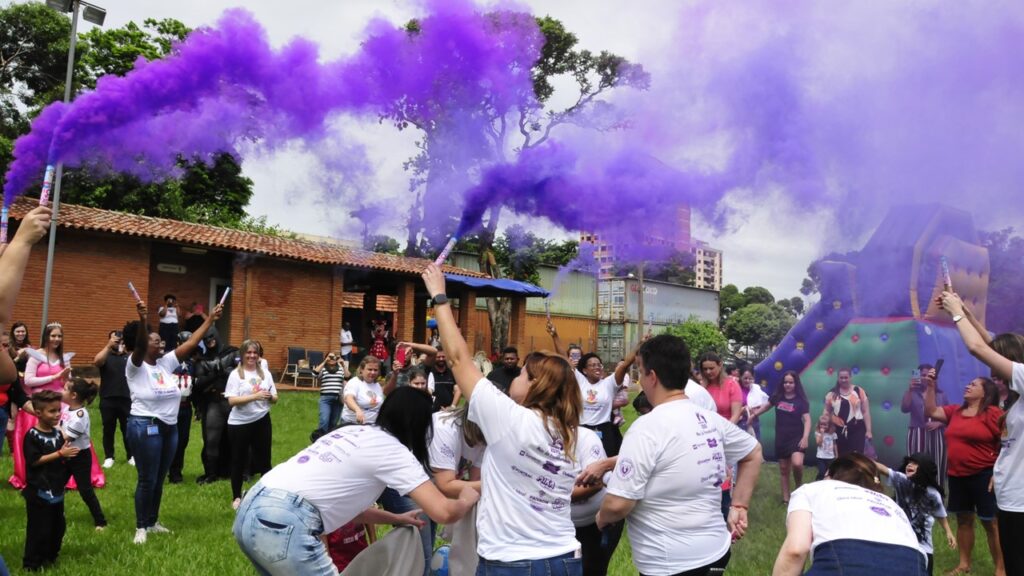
6, 198, 543, 371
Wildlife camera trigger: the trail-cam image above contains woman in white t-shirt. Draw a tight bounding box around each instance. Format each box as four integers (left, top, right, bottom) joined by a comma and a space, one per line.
233, 386, 478, 576
773, 453, 927, 575
576, 352, 627, 458
422, 263, 584, 575
124, 301, 221, 545
341, 356, 383, 425
225, 339, 277, 510
940, 292, 1023, 576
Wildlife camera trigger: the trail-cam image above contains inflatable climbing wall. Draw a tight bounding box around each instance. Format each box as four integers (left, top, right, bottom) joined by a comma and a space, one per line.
755, 205, 992, 465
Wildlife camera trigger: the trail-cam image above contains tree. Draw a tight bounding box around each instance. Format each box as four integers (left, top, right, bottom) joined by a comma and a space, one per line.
742, 286, 775, 306
0, 3, 79, 174
665, 316, 728, 361
719, 284, 746, 321
777, 296, 805, 318
613, 251, 696, 286
724, 303, 795, 358
364, 234, 402, 256
980, 228, 1024, 333
1, 9, 254, 227
387, 14, 649, 354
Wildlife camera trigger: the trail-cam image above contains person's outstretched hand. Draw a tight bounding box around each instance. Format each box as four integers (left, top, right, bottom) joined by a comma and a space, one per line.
12, 207, 52, 246
421, 263, 446, 298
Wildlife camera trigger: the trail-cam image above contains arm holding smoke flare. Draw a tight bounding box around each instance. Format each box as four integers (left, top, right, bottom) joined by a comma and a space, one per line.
546, 320, 566, 357
941, 291, 1013, 381
0, 207, 52, 383
421, 264, 483, 400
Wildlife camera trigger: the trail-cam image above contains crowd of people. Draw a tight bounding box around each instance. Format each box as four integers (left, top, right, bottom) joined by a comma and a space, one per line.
0, 211, 1021, 576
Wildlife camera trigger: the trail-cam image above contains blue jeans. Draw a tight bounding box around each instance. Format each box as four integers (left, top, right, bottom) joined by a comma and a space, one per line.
807, 539, 926, 575
318, 395, 342, 432
233, 483, 336, 576
127, 416, 178, 529
475, 552, 581, 576
378, 487, 432, 576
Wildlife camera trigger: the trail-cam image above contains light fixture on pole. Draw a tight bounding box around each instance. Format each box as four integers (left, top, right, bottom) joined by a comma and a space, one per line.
39, 0, 106, 332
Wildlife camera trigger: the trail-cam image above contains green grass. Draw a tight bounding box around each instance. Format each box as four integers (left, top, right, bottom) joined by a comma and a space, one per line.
0, 393, 997, 575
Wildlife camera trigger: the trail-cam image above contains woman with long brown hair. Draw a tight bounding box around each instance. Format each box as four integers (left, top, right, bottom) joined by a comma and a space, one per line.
422, 263, 583, 575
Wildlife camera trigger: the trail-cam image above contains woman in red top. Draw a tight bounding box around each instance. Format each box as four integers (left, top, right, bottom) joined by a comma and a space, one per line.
698, 352, 742, 423
924, 372, 1004, 576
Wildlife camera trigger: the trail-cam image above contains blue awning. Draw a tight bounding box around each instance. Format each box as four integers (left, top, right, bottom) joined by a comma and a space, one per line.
444, 274, 549, 297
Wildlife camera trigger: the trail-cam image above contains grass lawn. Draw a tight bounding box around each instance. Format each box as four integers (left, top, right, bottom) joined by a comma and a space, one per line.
0, 391, 997, 575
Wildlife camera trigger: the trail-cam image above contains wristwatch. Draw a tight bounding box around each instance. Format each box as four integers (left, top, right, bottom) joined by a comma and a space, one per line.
952, 314, 963, 323
431, 294, 449, 307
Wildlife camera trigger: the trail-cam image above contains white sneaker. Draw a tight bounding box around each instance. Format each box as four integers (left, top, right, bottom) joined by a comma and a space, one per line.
148, 523, 171, 534
128, 457, 136, 467
232, 498, 241, 511
102, 458, 114, 469
133, 528, 147, 544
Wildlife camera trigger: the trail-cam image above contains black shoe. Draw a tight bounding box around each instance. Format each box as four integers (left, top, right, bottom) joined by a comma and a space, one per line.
196, 474, 214, 485
168, 475, 183, 484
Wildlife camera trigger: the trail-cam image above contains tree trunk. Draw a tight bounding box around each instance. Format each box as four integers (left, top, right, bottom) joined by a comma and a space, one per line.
478, 206, 511, 354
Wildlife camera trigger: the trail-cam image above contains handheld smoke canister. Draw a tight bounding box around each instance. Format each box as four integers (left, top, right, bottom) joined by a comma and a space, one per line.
1, 207, 8, 244
128, 281, 142, 303
219, 287, 231, 306
434, 237, 457, 267
38, 165, 56, 205
940, 256, 953, 292
544, 298, 552, 323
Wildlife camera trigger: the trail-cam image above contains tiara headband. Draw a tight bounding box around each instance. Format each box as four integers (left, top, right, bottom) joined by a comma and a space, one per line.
45, 322, 62, 329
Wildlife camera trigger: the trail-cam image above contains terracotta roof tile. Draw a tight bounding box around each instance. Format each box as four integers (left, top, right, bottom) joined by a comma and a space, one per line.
8, 197, 485, 278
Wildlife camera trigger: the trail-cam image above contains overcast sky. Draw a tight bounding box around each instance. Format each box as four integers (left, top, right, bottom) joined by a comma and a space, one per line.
52, 0, 840, 299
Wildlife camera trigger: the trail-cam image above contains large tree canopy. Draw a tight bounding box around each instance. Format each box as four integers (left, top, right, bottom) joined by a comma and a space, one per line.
0, 5, 254, 227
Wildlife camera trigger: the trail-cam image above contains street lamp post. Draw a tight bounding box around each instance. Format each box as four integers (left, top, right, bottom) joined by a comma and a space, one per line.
40, 0, 106, 331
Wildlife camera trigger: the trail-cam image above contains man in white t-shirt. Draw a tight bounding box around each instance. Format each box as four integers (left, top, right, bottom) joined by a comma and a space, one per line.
597, 334, 763, 576
340, 322, 354, 362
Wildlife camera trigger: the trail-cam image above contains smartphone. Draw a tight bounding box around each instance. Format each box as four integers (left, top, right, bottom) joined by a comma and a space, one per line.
934, 358, 945, 378
912, 369, 921, 379
395, 346, 408, 366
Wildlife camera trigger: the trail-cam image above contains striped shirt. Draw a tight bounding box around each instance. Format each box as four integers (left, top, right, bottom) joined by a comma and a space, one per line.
318, 369, 346, 396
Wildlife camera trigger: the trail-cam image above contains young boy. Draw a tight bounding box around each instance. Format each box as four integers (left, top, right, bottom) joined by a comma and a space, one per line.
23, 389, 78, 571
62, 378, 107, 528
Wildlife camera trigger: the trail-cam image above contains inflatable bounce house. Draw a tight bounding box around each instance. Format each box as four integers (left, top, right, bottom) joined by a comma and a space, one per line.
755, 204, 992, 465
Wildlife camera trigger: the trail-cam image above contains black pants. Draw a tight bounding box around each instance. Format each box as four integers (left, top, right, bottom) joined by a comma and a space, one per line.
576, 521, 623, 576
64, 449, 106, 526
22, 489, 65, 570
836, 420, 867, 457
99, 397, 132, 461
999, 508, 1024, 576
584, 421, 624, 458
157, 322, 178, 351
228, 414, 272, 499
640, 550, 730, 576
200, 398, 232, 478
169, 403, 192, 481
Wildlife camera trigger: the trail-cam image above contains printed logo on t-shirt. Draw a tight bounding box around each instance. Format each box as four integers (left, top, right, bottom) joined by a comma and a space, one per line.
870, 506, 891, 517
617, 458, 636, 479
368, 391, 379, 407
247, 377, 261, 394
542, 461, 561, 474
440, 444, 456, 460
586, 389, 597, 404
547, 438, 564, 458
706, 438, 719, 448
298, 455, 310, 464
589, 445, 602, 459
696, 412, 708, 429
151, 370, 169, 387
778, 401, 795, 412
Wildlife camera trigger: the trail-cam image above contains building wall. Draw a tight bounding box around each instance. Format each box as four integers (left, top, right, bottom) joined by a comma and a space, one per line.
236, 258, 342, 368
468, 309, 596, 355
11, 231, 152, 369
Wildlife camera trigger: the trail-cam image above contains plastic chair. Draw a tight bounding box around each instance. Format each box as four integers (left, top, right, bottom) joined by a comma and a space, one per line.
295, 350, 324, 387
284, 347, 306, 381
